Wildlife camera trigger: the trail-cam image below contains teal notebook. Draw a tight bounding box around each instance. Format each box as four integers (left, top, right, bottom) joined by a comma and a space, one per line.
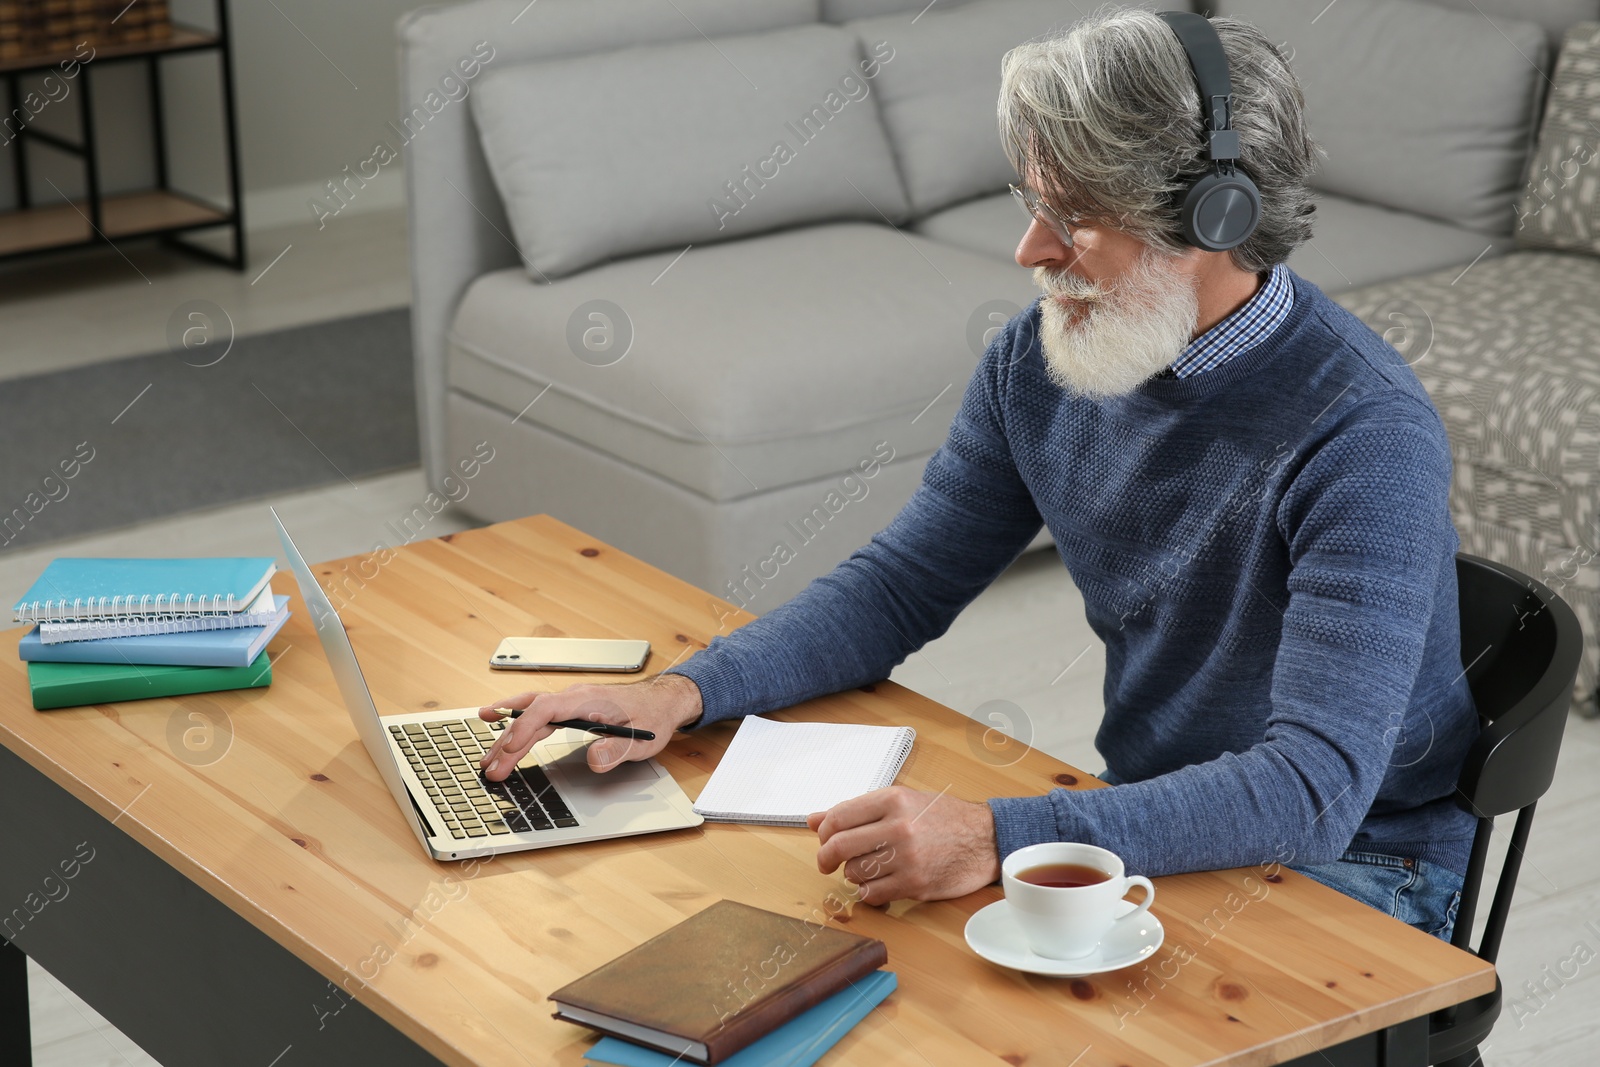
13, 558, 277, 623
584, 971, 896, 1067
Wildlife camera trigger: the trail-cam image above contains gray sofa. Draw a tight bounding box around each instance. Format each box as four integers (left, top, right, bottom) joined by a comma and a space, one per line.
399, 0, 1600, 711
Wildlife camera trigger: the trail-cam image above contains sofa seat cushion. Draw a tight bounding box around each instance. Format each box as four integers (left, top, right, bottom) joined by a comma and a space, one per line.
911, 191, 1025, 262
447, 221, 1042, 502
1288, 192, 1511, 294
468, 23, 911, 281
1335, 251, 1600, 549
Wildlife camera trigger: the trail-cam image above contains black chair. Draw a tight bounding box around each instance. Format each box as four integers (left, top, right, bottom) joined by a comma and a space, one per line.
1430, 554, 1584, 1067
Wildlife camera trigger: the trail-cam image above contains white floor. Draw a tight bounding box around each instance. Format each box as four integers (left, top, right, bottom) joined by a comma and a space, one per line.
4, 211, 1597, 1066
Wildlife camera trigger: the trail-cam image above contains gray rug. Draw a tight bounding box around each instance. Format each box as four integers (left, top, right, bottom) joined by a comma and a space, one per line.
0, 308, 417, 552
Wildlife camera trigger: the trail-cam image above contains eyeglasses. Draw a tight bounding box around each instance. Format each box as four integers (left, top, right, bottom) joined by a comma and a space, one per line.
1009, 182, 1082, 247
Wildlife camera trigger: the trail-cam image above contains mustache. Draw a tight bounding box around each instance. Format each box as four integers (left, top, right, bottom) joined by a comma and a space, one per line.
1034, 267, 1105, 303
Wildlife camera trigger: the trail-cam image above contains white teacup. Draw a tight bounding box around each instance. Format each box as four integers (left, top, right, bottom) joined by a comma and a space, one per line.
1001, 842, 1155, 960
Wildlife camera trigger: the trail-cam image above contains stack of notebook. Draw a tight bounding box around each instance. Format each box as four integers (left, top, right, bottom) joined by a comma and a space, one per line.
553, 900, 896, 1067
13, 557, 286, 710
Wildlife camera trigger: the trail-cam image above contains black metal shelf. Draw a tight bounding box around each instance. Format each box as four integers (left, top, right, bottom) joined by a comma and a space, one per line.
0, 3, 245, 270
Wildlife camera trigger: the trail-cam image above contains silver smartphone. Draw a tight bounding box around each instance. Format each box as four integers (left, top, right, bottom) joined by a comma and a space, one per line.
489, 637, 650, 672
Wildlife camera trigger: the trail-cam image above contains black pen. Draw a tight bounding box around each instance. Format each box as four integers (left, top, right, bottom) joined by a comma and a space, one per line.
489, 708, 656, 742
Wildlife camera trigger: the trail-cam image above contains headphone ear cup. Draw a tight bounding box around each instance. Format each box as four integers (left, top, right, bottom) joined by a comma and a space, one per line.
1178, 169, 1261, 252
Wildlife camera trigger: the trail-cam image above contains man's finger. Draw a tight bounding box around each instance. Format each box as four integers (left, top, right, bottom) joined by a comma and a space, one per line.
814, 788, 898, 844
481, 695, 561, 761
480, 717, 556, 780
816, 823, 895, 875
816, 823, 892, 873
479, 691, 539, 718
586, 732, 661, 771
587, 737, 626, 771
852, 874, 903, 907
841, 844, 896, 885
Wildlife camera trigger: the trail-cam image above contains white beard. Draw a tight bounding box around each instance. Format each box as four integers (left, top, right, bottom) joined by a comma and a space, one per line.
1033, 249, 1200, 399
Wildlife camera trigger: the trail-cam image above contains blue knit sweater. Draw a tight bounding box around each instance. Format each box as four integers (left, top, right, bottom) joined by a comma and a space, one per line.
667, 271, 1479, 878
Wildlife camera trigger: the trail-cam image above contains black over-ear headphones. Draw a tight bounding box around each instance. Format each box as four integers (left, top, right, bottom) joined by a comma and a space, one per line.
1156, 12, 1261, 252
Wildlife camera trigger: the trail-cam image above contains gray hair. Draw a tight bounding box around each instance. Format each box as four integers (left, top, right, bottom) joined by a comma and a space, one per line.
999, 6, 1319, 272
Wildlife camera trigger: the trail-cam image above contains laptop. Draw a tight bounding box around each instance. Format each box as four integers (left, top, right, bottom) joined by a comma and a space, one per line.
270, 508, 703, 861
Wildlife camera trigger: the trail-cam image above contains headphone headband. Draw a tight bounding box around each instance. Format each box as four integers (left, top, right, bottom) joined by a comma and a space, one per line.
1153, 11, 1260, 251
1156, 11, 1240, 167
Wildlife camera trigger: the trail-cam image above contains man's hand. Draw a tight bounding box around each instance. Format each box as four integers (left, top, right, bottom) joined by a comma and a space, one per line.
808, 786, 1001, 904
477, 673, 703, 779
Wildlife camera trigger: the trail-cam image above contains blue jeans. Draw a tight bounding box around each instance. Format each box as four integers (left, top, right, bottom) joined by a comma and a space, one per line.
1289, 850, 1463, 942
1092, 770, 1462, 941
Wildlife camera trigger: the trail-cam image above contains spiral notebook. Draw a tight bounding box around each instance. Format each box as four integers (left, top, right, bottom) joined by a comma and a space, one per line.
36, 588, 283, 644
20, 598, 290, 667
692, 716, 916, 826
12, 557, 276, 624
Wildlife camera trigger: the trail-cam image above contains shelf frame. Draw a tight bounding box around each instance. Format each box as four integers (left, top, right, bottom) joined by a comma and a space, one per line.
0, 3, 246, 271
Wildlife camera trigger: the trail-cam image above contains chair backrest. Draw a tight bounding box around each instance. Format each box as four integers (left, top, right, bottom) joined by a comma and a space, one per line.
1448, 554, 1583, 962
1454, 554, 1582, 818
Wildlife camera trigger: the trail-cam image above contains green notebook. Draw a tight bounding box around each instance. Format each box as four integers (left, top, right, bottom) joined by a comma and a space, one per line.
28, 650, 272, 710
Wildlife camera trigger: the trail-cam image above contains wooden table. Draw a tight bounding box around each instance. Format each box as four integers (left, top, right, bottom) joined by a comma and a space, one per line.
0, 515, 1495, 1067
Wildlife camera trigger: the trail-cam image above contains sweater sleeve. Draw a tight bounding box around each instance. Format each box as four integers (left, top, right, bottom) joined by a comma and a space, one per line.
989, 403, 1458, 875
664, 321, 1045, 727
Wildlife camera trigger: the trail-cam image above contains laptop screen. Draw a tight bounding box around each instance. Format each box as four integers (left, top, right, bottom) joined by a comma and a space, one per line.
270, 507, 432, 850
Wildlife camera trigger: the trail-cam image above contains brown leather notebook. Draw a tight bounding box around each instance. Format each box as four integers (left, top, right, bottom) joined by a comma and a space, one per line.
549, 899, 888, 1064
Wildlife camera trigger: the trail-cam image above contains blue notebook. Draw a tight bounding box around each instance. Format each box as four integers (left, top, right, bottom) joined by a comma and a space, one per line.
18, 598, 291, 668
584, 971, 896, 1067
12, 558, 277, 623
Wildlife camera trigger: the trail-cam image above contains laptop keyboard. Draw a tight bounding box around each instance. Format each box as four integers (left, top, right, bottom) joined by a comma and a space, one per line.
389, 717, 580, 837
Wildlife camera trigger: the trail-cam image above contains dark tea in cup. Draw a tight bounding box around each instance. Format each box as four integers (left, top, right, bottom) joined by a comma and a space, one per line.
1002, 843, 1156, 959
1015, 862, 1111, 888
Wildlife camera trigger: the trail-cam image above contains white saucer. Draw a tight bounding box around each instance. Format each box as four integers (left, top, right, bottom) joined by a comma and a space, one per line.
964, 898, 1164, 977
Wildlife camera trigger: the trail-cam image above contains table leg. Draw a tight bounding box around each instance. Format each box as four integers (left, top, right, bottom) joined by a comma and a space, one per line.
1, 936, 31, 1067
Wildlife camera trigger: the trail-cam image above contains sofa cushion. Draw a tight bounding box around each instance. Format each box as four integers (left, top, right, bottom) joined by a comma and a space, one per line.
1424, 0, 1600, 56
822, 0, 1180, 21
844, 0, 1101, 216
1213, 0, 1546, 235
446, 222, 1041, 501
469, 23, 910, 281
1515, 22, 1600, 255
910, 190, 1027, 261
1336, 250, 1600, 705
822, 0, 974, 19
1286, 192, 1510, 293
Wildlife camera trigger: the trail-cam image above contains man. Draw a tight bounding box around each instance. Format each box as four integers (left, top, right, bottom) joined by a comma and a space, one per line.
478, 8, 1478, 940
